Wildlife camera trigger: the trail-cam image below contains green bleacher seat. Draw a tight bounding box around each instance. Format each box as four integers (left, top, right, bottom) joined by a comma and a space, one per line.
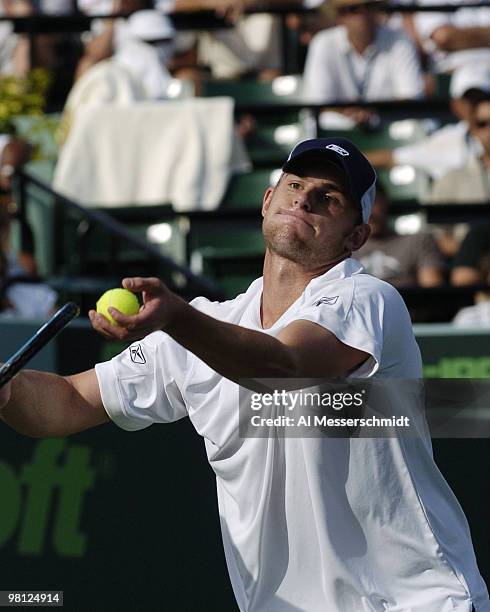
318, 118, 430, 151
222, 170, 279, 209
434, 72, 451, 100
200, 75, 304, 105
61, 205, 184, 274
165, 78, 195, 100
377, 166, 431, 205
188, 219, 264, 253
246, 120, 311, 166
201, 76, 310, 166
191, 246, 263, 299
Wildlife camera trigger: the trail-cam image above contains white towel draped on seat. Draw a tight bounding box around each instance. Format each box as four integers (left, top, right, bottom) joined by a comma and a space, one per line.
53, 97, 250, 211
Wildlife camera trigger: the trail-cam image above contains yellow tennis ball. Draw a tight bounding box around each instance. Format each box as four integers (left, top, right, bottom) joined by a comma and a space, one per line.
96, 288, 140, 326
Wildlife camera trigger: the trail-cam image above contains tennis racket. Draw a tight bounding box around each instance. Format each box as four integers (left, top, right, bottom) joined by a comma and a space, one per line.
0, 302, 80, 389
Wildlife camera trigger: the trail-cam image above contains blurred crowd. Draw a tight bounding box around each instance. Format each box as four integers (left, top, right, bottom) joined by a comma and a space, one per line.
0, 0, 489, 324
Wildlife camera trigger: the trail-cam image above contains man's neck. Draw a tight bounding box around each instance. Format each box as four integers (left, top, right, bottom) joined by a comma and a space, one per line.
348, 31, 375, 56
260, 250, 348, 329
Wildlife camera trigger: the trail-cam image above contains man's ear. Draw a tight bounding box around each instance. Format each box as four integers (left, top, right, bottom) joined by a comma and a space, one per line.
261, 187, 274, 218
349, 223, 371, 253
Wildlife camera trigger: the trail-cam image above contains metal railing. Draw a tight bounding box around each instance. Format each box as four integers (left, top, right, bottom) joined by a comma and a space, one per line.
16, 168, 226, 302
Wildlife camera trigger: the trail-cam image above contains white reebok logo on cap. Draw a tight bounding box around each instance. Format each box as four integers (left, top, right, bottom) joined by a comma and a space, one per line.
326, 144, 349, 156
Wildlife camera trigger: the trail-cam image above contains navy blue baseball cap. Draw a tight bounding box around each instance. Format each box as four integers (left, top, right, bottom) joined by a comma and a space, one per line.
282, 137, 377, 223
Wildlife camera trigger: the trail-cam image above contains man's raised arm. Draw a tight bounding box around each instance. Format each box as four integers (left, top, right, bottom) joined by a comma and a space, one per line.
90, 277, 369, 382
0, 369, 109, 438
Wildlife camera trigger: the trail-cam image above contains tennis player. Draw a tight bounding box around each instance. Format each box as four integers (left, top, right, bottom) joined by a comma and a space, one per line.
1, 139, 489, 612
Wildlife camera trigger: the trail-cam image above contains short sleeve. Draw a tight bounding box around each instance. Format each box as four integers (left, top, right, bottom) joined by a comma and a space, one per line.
290, 278, 383, 377
95, 331, 188, 431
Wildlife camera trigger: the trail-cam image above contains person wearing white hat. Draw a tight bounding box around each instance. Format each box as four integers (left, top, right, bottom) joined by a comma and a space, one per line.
112, 9, 176, 99
76, 3, 176, 98
76, 0, 150, 81
126, 8, 175, 41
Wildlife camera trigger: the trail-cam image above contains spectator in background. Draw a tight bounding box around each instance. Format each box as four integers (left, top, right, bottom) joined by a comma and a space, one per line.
367, 63, 490, 180
78, 0, 312, 83
77, 7, 176, 96
112, 10, 175, 98
286, 0, 334, 48
451, 223, 490, 287
0, 135, 38, 285
302, 0, 424, 126
355, 182, 445, 287
63, 9, 176, 142
76, 0, 151, 80
0, 201, 35, 278
26, 0, 83, 107
408, 0, 490, 76
0, 202, 57, 319
192, 6, 282, 80
431, 90, 490, 204
159, 0, 311, 81
89, 0, 307, 84
453, 254, 490, 327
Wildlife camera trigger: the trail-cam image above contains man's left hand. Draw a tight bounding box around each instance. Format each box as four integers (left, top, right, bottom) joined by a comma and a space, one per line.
89, 277, 181, 342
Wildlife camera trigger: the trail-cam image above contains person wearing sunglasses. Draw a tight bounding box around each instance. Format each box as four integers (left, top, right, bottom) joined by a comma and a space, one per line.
431, 90, 490, 204
302, 0, 424, 126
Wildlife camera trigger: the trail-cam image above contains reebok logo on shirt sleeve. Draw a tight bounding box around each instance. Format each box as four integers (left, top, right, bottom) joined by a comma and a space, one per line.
130, 344, 146, 364
313, 296, 339, 306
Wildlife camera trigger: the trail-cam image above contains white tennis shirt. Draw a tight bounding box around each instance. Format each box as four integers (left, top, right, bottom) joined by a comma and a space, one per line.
95, 259, 490, 612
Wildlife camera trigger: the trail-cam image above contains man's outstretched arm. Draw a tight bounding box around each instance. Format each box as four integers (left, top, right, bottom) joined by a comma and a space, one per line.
0, 369, 109, 438
90, 277, 369, 382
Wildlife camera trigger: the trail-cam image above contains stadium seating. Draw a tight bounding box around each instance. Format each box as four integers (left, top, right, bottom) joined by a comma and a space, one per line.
200, 75, 304, 105
221, 169, 279, 209
377, 166, 431, 207
201, 75, 313, 166
318, 118, 431, 152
